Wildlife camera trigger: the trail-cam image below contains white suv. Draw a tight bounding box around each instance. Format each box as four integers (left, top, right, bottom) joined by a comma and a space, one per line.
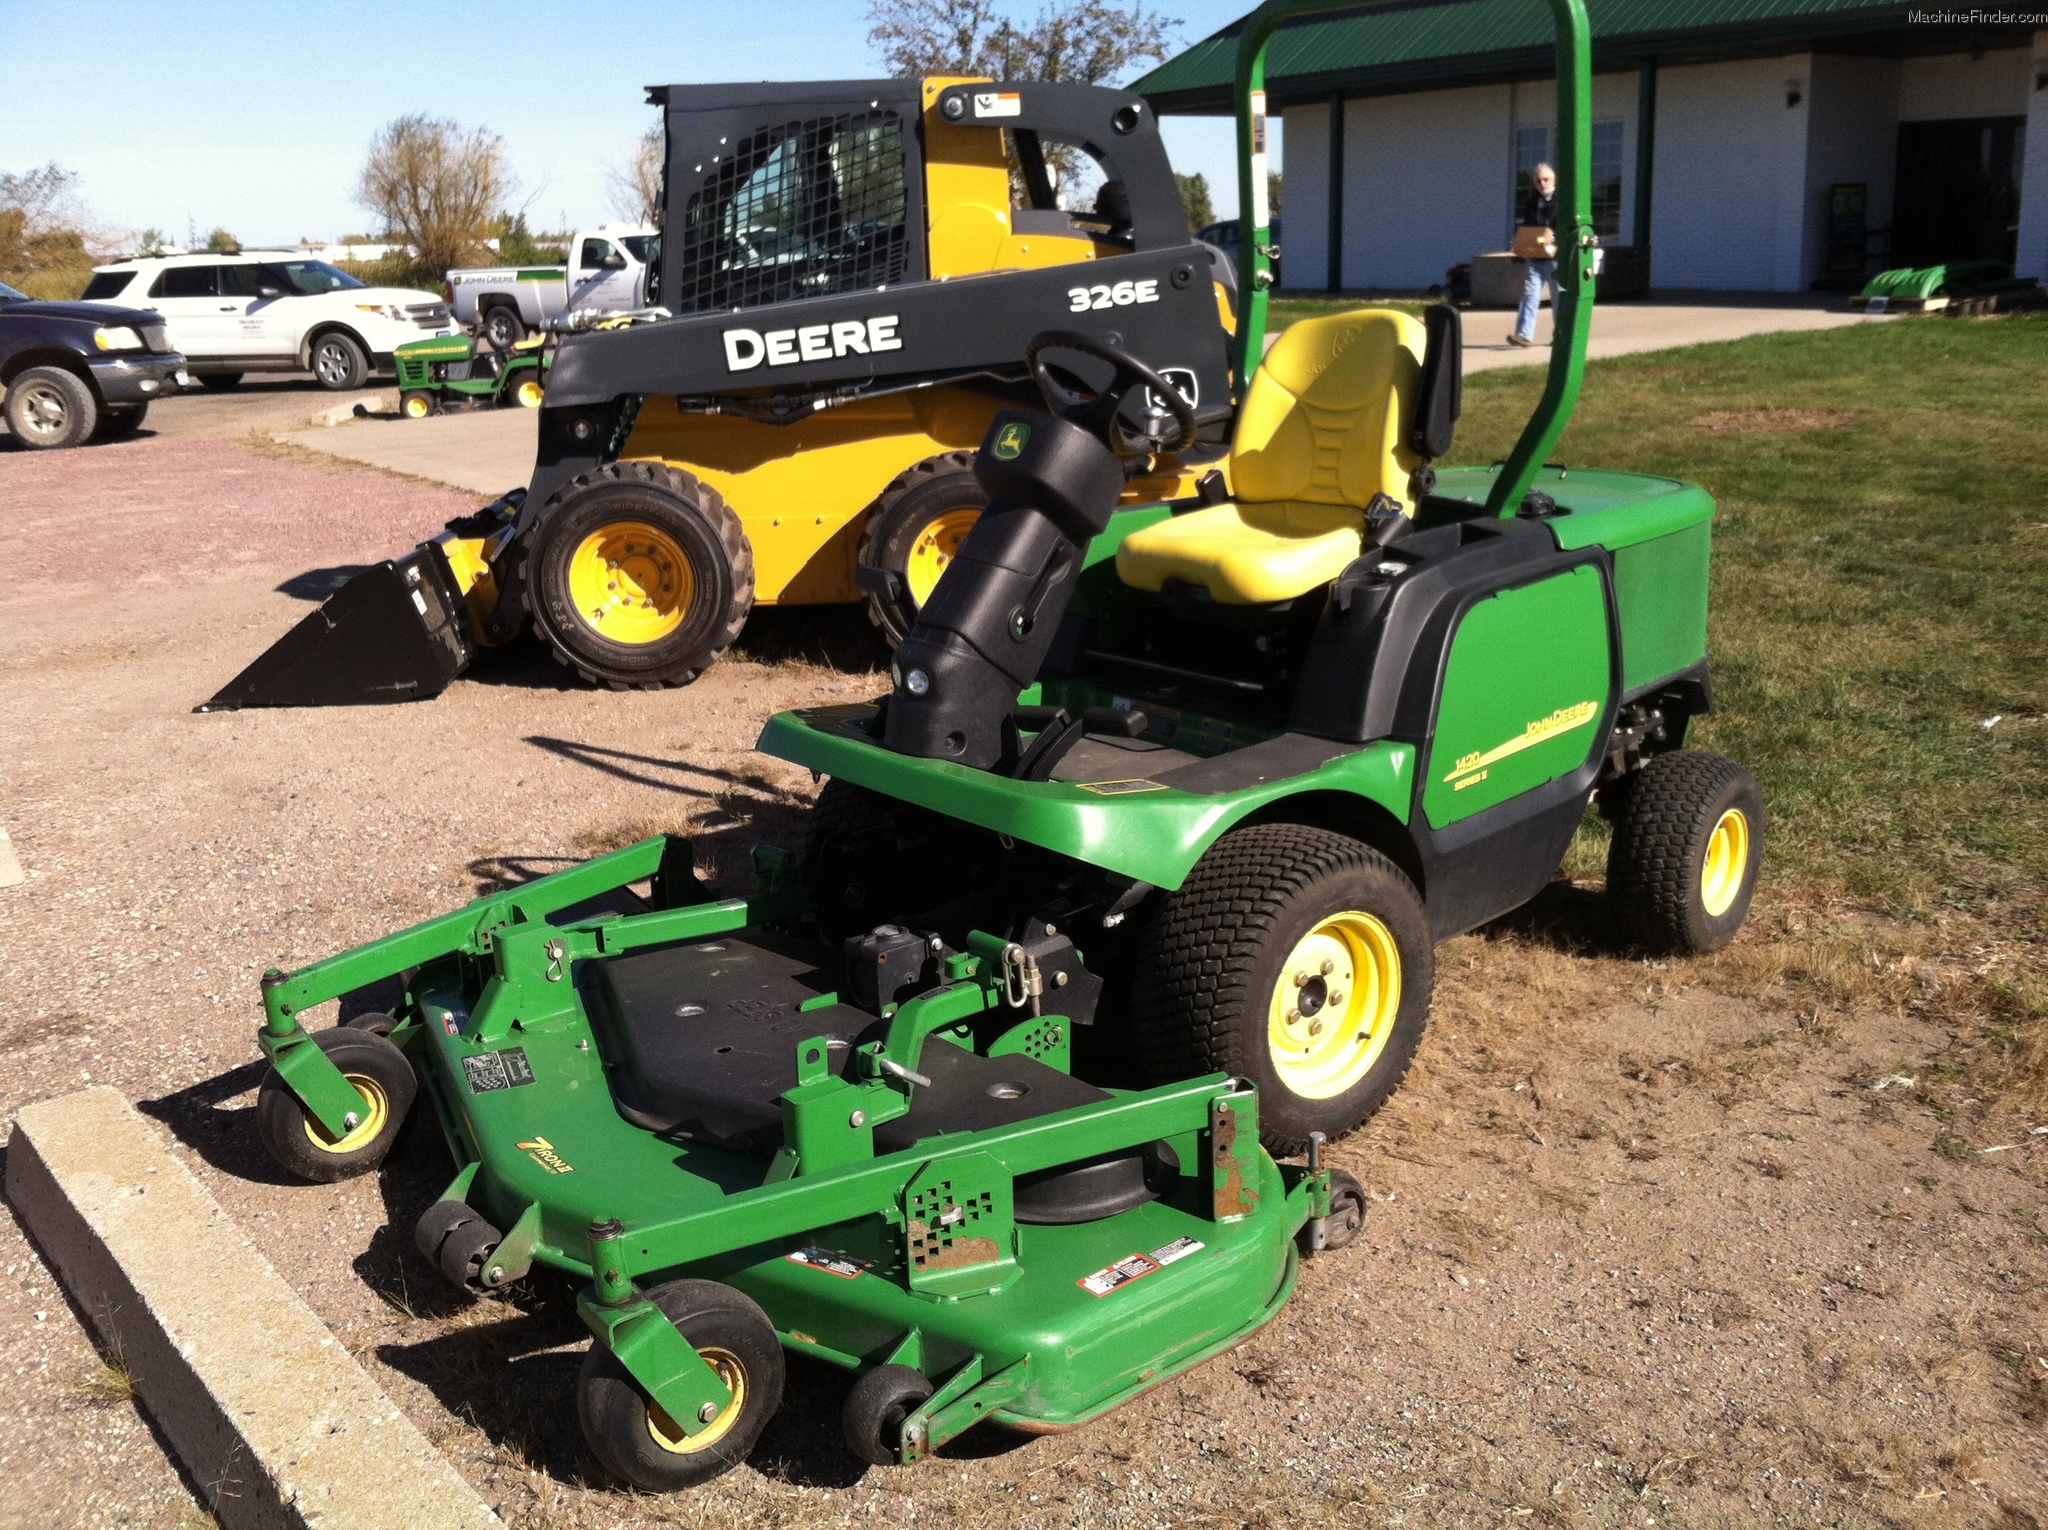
80, 253, 453, 390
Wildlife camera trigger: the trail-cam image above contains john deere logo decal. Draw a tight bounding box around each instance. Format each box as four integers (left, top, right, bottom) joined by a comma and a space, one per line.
516, 1136, 574, 1174
1444, 700, 1599, 790
993, 422, 1031, 460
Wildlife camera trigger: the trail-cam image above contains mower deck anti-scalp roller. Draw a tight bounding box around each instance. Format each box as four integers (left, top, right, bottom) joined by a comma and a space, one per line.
246, 0, 1764, 1495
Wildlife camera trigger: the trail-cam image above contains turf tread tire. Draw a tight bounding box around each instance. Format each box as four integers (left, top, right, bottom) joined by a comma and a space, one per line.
855, 450, 984, 646
1606, 749, 1763, 955
522, 459, 754, 691
1130, 823, 1433, 1155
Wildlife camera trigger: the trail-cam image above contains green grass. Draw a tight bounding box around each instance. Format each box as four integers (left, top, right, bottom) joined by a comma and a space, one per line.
1451, 315, 2048, 926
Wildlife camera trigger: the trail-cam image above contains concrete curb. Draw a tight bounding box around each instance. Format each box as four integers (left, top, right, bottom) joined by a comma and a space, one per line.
6, 1087, 504, 1530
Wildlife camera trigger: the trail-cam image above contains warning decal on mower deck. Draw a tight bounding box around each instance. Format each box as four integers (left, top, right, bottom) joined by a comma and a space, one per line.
1075, 779, 1167, 795
1079, 1252, 1160, 1297
787, 1246, 871, 1280
1149, 1236, 1206, 1267
462, 1046, 536, 1094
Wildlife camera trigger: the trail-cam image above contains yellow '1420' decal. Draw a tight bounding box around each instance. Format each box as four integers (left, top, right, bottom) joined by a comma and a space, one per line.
1443, 700, 1599, 787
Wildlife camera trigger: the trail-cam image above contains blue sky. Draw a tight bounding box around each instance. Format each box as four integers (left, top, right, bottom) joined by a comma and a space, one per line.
0, 0, 1274, 247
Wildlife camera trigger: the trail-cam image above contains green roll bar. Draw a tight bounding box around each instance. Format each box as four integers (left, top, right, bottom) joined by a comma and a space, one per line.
1230, 0, 1595, 518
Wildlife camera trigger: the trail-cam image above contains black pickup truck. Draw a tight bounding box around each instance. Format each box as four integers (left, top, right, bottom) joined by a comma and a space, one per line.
1, 280, 187, 449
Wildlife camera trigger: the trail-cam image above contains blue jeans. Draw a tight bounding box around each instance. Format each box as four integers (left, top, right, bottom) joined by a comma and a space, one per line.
1516, 258, 1557, 340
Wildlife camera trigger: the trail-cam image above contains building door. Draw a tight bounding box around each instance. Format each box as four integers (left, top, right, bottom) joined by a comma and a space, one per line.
1891, 117, 2024, 267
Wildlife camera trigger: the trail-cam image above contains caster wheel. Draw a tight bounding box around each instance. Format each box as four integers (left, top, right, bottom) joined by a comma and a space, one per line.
842, 1363, 934, 1466
415, 1200, 503, 1291
255, 1028, 416, 1183
578, 1280, 783, 1491
1301, 1167, 1366, 1254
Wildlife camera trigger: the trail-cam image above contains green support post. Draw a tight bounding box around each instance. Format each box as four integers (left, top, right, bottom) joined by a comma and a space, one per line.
578, 1218, 734, 1440
1229, 0, 1597, 515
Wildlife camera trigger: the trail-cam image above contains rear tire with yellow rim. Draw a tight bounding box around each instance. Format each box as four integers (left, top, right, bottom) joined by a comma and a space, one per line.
525, 460, 754, 690
856, 451, 989, 646
1606, 749, 1763, 954
254, 1028, 417, 1183
578, 1279, 784, 1492
1131, 823, 1434, 1155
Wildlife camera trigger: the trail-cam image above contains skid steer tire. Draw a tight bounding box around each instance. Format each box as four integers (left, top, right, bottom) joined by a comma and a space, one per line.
524, 461, 754, 690
856, 451, 987, 646
1130, 823, 1434, 1156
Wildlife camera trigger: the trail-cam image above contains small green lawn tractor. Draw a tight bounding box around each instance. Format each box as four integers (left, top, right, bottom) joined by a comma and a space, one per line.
247, 0, 1764, 1495
393, 331, 549, 418
1851, 258, 2037, 314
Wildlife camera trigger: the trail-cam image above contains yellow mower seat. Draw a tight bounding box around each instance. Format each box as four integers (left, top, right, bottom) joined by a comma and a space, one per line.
1117, 308, 1426, 604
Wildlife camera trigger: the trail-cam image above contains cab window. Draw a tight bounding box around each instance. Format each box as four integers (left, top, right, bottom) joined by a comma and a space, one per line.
578, 238, 618, 270
151, 266, 217, 299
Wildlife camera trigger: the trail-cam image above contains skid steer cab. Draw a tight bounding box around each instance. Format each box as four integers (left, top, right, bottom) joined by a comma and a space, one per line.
201, 75, 1238, 710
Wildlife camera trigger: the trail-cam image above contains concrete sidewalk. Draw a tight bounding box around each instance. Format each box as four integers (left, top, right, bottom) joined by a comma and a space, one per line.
275, 292, 1896, 494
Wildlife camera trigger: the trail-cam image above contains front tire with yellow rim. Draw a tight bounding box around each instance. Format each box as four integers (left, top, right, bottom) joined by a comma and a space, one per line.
578, 1280, 784, 1492
1131, 823, 1434, 1155
502, 370, 544, 408
254, 1028, 417, 1183
1606, 749, 1764, 954
399, 390, 436, 420
525, 461, 755, 690
856, 450, 988, 646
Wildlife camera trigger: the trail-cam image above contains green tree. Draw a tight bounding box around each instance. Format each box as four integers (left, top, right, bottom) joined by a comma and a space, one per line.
204, 226, 239, 253
490, 211, 565, 266
0, 162, 105, 298
356, 113, 513, 282
1267, 169, 1283, 218
1175, 171, 1212, 232
137, 228, 172, 255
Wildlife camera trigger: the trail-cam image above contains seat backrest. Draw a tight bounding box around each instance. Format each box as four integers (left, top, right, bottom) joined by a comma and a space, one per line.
1229, 308, 1427, 514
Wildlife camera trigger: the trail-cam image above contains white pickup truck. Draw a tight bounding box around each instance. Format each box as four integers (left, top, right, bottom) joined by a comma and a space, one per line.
446, 223, 658, 348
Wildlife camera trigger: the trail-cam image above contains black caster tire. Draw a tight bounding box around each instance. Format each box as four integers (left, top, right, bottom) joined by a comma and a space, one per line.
1607, 749, 1764, 955
578, 1280, 784, 1492
342, 1010, 399, 1036
255, 1028, 417, 1183
1301, 1168, 1366, 1254
310, 330, 370, 390
1132, 823, 1434, 1156
843, 1363, 934, 1467
3, 365, 97, 449
523, 460, 754, 690
415, 1199, 505, 1291
855, 451, 987, 646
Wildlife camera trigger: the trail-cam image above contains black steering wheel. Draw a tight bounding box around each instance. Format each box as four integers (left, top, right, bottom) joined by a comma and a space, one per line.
1024, 329, 1198, 459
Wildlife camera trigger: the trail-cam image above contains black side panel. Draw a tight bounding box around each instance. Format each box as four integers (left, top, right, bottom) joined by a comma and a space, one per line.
197, 546, 472, 710
1410, 770, 1595, 939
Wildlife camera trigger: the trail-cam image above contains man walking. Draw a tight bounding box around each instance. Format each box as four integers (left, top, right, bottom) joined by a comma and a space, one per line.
1508, 162, 1559, 348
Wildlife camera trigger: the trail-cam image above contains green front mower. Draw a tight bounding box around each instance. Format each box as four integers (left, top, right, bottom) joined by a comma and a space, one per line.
246, 0, 1764, 1495
393, 331, 548, 418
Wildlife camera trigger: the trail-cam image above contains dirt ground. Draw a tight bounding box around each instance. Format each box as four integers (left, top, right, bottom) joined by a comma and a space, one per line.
1, 407, 2042, 1530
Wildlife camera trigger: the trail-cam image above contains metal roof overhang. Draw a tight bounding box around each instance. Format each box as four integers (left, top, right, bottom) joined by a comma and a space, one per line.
1138, 1, 2039, 113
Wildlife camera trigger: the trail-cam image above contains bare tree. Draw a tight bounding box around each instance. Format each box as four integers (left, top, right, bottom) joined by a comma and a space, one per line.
356, 114, 512, 280
867, 0, 1176, 85
607, 124, 664, 227
1, 161, 116, 297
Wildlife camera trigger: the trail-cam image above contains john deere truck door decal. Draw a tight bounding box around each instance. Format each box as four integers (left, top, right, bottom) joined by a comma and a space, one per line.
1423, 566, 1612, 829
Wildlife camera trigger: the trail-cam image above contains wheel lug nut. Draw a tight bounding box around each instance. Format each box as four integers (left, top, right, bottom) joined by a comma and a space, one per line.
1319, 959, 1335, 975
1309, 1020, 1324, 1037
1293, 972, 1308, 987
1286, 1007, 1301, 1023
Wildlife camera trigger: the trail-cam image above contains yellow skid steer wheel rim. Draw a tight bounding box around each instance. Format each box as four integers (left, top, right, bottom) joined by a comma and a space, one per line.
645, 1347, 746, 1454
1267, 911, 1402, 1100
1699, 806, 1751, 918
513, 377, 543, 408
301, 1073, 389, 1154
903, 508, 981, 608
568, 520, 693, 645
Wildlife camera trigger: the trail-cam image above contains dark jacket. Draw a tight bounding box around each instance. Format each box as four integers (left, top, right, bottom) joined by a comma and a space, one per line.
1521, 187, 1558, 230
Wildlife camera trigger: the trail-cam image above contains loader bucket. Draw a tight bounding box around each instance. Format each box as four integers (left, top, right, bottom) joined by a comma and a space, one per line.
196, 544, 476, 711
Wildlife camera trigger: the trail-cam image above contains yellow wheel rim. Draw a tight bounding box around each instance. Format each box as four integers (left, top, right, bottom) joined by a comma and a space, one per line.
300, 1073, 389, 1155
566, 521, 693, 645
1267, 912, 1403, 1100
1699, 807, 1751, 918
645, 1348, 746, 1455
513, 378, 543, 408
903, 508, 981, 608
403, 395, 430, 419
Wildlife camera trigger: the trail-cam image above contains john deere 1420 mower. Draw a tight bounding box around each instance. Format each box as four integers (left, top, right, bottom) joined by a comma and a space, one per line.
202, 75, 1240, 709
247, 0, 1762, 1492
